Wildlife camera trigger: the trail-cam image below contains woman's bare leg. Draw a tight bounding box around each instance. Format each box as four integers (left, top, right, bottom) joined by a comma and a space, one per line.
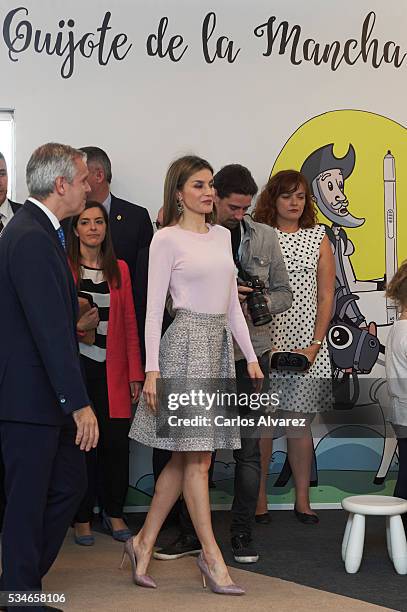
256, 437, 272, 515
132, 451, 184, 574
182, 451, 234, 586
287, 428, 316, 515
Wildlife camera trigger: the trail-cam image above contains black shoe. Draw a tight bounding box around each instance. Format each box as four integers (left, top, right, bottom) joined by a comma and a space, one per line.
231, 534, 259, 563
294, 506, 319, 524
153, 534, 201, 560
255, 512, 271, 524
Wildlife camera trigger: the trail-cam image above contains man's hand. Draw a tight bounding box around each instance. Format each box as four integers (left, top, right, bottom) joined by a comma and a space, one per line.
237, 284, 253, 304
72, 405, 99, 451
77, 307, 99, 332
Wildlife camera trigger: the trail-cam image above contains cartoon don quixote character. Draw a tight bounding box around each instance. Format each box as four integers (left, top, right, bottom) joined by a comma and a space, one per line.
301, 144, 381, 384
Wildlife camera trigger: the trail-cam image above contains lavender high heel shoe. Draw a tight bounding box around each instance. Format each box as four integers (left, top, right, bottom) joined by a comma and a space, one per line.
120, 538, 157, 588
196, 552, 245, 596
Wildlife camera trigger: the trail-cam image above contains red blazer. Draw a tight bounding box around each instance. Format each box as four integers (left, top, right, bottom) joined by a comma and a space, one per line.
70, 259, 144, 418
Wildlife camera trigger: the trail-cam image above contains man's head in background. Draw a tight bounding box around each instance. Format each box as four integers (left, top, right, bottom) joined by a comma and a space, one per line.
0, 152, 9, 206
79, 146, 112, 203
214, 164, 258, 229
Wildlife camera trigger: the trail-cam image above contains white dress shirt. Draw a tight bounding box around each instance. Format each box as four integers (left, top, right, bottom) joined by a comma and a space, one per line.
0, 198, 14, 229
101, 192, 112, 216
28, 197, 60, 230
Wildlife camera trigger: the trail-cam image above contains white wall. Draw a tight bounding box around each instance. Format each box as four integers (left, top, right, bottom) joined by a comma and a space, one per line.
1, 0, 405, 217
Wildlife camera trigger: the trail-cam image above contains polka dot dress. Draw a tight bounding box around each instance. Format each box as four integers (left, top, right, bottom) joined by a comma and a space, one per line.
270, 225, 332, 413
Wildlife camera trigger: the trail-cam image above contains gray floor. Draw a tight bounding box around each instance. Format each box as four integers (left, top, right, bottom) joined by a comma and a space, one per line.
123, 509, 405, 612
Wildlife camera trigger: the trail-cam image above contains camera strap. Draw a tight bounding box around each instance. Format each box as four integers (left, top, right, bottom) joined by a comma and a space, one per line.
235, 256, 251, 283
232, 221, 248, 279
238, 219, 247, 261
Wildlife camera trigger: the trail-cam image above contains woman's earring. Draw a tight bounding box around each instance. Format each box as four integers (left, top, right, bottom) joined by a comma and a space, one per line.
177, 198, 184, 215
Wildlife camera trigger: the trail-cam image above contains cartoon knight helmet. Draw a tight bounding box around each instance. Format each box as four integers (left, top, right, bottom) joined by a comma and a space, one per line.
301, 143, 364, 228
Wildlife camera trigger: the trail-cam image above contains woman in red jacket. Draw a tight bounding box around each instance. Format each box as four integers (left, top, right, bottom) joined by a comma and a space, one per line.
67, 201, 144, 545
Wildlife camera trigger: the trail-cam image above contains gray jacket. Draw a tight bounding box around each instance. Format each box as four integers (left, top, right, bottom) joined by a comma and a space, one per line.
234, 215, 292, 361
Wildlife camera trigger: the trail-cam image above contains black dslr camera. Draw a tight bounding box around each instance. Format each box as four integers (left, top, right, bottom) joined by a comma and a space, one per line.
238, 267, 272, 327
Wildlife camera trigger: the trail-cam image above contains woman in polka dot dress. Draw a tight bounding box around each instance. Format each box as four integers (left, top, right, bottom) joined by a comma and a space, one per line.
253, 169, 335, 524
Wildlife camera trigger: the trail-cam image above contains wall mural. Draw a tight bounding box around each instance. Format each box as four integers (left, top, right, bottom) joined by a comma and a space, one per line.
267, 109, 405, 505
126, 110, 406, 509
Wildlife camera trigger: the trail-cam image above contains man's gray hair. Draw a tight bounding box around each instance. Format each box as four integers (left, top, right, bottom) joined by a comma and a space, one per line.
0, 151, 5, 163
26, 142, 87, 199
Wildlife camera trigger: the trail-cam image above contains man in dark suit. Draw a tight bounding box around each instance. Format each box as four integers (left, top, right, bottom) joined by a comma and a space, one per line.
78, 146, 153, 364
0, 151, 21, 231
0, 143, 99, 610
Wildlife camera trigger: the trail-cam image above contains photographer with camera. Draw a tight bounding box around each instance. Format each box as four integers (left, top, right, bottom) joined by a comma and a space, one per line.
214, 165, 292, 563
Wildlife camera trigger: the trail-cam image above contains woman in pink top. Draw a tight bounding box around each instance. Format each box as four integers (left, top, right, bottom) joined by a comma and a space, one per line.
124, 156, 263, 594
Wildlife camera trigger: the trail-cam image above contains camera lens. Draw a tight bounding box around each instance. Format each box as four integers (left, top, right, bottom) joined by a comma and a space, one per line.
247, 290, 272, 326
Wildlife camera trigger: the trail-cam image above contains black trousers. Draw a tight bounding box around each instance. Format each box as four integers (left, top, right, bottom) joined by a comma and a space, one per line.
153, 352, 270, 539
0, 449, 6, 531
231, 352, 270, 536
75, 357, 130, 522
0, 421, 86, 609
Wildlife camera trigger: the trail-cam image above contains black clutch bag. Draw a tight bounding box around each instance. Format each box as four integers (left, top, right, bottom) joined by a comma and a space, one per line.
270, 351, 311, 372
77, 291, 97, 346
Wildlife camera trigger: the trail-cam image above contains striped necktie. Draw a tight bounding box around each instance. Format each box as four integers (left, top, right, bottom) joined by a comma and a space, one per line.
0, 216, 4, 233
56, 226, 66, 250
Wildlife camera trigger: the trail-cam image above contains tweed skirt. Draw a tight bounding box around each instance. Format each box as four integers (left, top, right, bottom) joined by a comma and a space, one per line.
129, 309, 241, 451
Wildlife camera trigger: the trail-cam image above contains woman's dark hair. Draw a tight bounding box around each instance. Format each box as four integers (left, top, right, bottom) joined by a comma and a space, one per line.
253, 169, 317, 229
67, 200, 121, 288
386, 260, 407, 309
163, 155, 216, 227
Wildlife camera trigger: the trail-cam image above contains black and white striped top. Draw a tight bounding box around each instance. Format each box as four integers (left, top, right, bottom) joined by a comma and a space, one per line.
79, 265, 110, 362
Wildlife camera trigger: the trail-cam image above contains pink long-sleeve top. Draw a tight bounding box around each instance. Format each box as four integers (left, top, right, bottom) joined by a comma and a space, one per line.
145, 224, 258, 372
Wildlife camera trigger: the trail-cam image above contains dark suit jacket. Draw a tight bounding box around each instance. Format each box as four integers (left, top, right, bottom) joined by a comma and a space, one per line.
108, 195, 153, 364
9, 200, 22, 215
0, 200, 89, 426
